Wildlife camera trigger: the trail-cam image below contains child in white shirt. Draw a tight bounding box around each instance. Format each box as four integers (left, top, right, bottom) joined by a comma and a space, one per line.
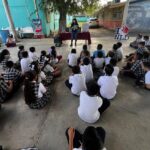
29, 47, 38, 62
110, 58, 120, 76
116, 42, 123, 60
105, 51, 115, 65
94, 51, 105, 69
78, 80, 110, 123
68, 49, 78, 67
80, 57, 93, 82
65, 66, 86, 96
98, 64, 118, 100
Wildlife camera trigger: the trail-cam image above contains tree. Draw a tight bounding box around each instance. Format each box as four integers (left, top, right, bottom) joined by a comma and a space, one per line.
40, 0, 99, 31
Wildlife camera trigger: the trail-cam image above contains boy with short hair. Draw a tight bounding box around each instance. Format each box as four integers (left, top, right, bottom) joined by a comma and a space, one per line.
110, 58, 119, 76
65, 66, 86, 96
93, 44, 105, 58
29, 47, 38, 62
68, 49, 78, 67
97, 64, 118, 100
18, 45, 25, 61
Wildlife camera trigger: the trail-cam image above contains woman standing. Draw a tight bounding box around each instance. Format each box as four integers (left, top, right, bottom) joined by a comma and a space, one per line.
70, 19, 79, 47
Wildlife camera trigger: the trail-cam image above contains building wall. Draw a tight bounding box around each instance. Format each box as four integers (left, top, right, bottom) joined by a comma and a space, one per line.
98, 4, 125, 30
0, 0, 54, 36
126, 0, 150, 32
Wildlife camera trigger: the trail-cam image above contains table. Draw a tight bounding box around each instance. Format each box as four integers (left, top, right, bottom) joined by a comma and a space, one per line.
59, 32, 91, 45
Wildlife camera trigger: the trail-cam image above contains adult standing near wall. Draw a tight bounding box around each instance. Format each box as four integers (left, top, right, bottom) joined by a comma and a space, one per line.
70, 18, 79, 47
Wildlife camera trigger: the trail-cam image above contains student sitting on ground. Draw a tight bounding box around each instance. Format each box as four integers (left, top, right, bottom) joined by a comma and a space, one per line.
142, 62, 150, 90
116, 42, 123, 59
112, 44, 122, 61
20, 51, 32, 74
130, 34, 143, 49
110, 59, 120, 76
39, 50, 47, 66
105, 51, 115, 65
66, 126, 107, 150
78, 80, 110, 123
18, 45, 25, 62
50, 46, 62, 64
29, 47, 38, 62
143, 36, 150, 50
80, 57, 93, 83
98, 64, 119, 100
93, 51, 105, 69
24, 71, 50, 109
93, 44, 105, 59
0, 49, 10, 70
2, 61, 22, 88
0, 77, 13, 103
65, 66, 86, 96
6, 34, 16, 47
68, 49, 78, 68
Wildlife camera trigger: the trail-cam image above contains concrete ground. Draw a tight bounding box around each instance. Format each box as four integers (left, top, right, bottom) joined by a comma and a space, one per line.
0, 28, 150, 150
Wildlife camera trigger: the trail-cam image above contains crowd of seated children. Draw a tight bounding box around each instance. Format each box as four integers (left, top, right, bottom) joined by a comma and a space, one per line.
68, 49, 78, 68
78, 80, 110, 123
65, 66, 86, 96
66, 126, 107, 150
6, 34, 16, 48
130, 34, 143, 49
0, 49, 11, 70
24, 71, 50, 109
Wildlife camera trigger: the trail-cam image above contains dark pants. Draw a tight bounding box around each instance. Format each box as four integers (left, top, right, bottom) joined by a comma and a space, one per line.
65, 127, 106, 149
98, 98, 111, 114
65, 80, 72, 90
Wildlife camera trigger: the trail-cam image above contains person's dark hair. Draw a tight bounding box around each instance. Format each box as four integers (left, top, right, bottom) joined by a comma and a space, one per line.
6, 60, 14, 68
83, 57, 90, 65
86, 80, 99, 96
144, 36, 149, 40
82, 126, 103, 150
110, 58, 117, 66
40, 50, 47, 62
83, 44, 88, 51
51, 46, 57, 58
143, 51, 150, 59
137, 34, 142, 39
143, 62, 150, 69
113, 44, 118, 51
97, 44, 103, 50
22, 51, 28, 58
19, 45, 24, 51
105, 64, 114, 76
72, 66, 80, 74
139, 41, 145, 47
97, 51, 103, 58
107, 51, 115, 58
30, 61, 40, 74
24, 71, 37, 105
0, 49, 10, 62
8, 34, 13, 38
71, 49, 76, 54
84, 50, 90, 57
29, 47, 36, 53
117, 42, 122, 48
72, 18, 78, 25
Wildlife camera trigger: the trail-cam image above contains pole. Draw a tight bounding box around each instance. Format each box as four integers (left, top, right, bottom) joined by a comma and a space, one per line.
2, 0, 18, 42
33, 0, 39, 19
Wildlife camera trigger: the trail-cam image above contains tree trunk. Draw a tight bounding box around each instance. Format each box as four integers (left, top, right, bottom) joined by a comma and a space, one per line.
59, 11, 67, 32
2, 0, 18, 42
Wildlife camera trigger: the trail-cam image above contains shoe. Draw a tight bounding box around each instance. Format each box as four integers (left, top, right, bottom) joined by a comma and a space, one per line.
70, 43, 73, 47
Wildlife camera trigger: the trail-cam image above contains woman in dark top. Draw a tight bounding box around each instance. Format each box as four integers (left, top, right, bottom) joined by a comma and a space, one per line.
70, 18, 79, 47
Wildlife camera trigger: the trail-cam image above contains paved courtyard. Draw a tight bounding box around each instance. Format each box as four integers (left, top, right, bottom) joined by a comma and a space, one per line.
0, 29, 150, 150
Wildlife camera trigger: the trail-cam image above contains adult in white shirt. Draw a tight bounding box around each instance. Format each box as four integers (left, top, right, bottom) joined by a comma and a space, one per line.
29, 47, 38, 62
78, 80, 110, 123
68, 49, 78, 67
65, 66, 86, 96
98, 64, 119, 100
110, 58, 120, 76
80, 57, 93, 82
94, 51, 105, 69
66, 126, 107, 150
20, 51, 32, 74
142, 62, 150, 90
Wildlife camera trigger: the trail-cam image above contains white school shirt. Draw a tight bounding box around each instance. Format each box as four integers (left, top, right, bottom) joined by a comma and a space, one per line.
145, 71, 150, 84
78, 91, 103, 123
43, 64, 54, 73
112, 66, 120, 76
69, 74, 86, 96
68, 53, 78, 67
80, 64, 93, 82
94, 58, 105, 68
98, 75, 118, 100
38, 83, 47, 98
20, 58, 31, 74
105, 57, 111, 65
29, 52, 38, 62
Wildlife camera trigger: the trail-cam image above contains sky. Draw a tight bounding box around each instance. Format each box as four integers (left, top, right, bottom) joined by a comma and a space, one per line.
100, 0, 127, 5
